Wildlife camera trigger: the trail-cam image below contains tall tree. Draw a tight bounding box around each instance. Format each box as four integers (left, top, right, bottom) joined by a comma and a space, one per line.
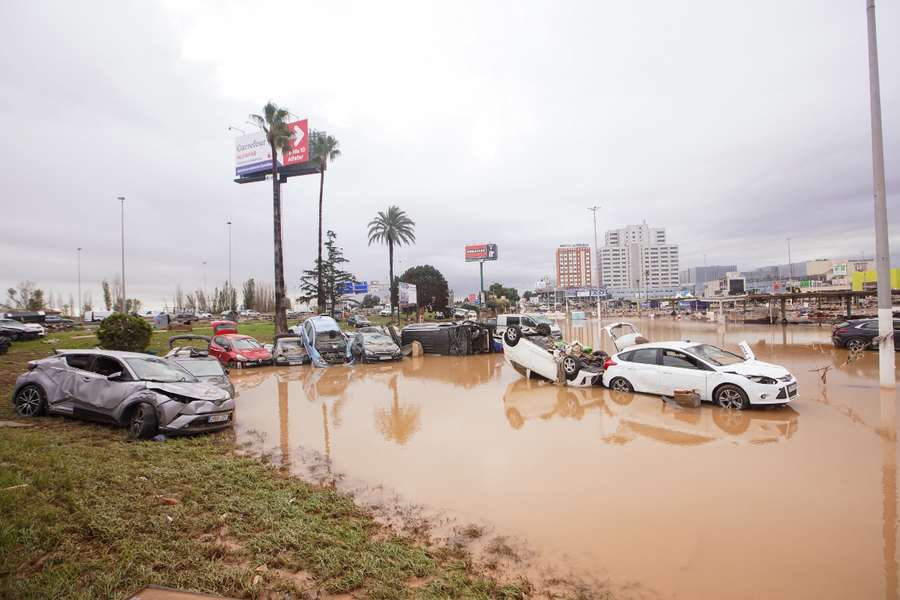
242, 278, 257, 311
250, 101, 293, 335
367, 207, 416, 320
400, 265, 449, 310
101, 280, 112, 311
310, 131, 342, 311
300, 230, 354, 316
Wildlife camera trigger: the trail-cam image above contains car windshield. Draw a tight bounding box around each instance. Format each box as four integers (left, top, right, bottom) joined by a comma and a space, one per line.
126, 357, 197, 382
684, 344, 745, 366
233, 338, 261, 350
364, 334, 394, 344
277, 339, 303, 350
174, 359, 225, 377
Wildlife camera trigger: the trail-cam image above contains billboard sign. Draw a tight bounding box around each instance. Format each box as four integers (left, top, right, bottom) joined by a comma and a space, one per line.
283, 119, 309, 166
235, 131, 275, 176
465, 243, 498, 262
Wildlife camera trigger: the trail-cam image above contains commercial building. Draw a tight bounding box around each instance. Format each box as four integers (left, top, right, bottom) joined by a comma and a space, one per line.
679, 265, 737, 295
599, 223, 680, 299
555, 244, 593, 289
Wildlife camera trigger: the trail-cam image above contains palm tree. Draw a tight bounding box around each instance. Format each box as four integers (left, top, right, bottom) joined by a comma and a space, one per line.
249, 101, 292, 335
310, 131, 341, 311
367, 206, 415, 320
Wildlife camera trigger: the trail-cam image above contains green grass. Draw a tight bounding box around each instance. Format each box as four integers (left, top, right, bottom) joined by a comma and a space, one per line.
0, 329, 526, 599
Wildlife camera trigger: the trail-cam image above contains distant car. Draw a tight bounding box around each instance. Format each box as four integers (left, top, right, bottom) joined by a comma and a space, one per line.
452, 308, 469, 319
350, 329, 402, 362
347, 314, 372, 328
175, 313, 197, 324
239, 309, 260, 319
0, 319, 38, 340
379, 307, 392, 317
496, 314, 553, 337
11, 349, 234, 439
207, 322, 273, 368
602, 341, 797, 409
44, 315, 75, 328
292, 315, 349, 365
83, 310, 114, 322
197, 312, 213, 320
832, 318, 900, 352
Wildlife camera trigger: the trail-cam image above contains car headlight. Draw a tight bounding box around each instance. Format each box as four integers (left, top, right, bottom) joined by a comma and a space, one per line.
744, 374, 777, 385
234, 354, 248, 361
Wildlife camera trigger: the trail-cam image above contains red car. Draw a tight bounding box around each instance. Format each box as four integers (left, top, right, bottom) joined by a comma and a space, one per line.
208, 321, 273, 367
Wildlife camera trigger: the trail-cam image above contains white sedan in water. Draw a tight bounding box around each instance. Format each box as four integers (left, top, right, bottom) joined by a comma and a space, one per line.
602, 341, 798, 409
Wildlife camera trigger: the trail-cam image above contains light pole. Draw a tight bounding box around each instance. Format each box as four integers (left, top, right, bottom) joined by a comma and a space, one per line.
786, 238, 793, 286
76, 247, 82, 318
865, 0, 895, 387
118, 196, 126, 313
226, 220, 233, 305
588, 206, 603, 340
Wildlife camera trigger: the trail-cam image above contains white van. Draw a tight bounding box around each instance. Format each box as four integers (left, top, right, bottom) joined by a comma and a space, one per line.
496, 314, 554, 337
83, 310, 114, 322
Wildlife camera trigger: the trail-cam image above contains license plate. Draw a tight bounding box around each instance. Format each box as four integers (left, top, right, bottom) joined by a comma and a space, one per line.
288, 359, 302, 365
379, 355, 393, 361
208, 414, 230, 423
787, 383, 797, 395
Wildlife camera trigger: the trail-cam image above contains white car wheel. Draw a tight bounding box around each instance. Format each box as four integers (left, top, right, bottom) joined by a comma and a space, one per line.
715, 384, 749, 410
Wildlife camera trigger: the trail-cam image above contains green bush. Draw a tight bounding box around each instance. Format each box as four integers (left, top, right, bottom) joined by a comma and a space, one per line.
96, 312, 152, 352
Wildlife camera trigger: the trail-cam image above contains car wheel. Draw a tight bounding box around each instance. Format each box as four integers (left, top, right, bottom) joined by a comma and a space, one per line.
608, 377, 633, 393
127, 403, 159, 440
14, 384, 46, 418
562, 356, 579, 381
715, 384, 750, 410
503, 326, 521, 347
846, 338, 868, 352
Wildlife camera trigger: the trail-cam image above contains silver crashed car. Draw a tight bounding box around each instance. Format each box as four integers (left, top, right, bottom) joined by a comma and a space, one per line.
11, 349, 235, 439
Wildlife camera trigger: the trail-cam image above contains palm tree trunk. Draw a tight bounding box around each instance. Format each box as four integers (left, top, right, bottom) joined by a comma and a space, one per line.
271, 144, 287, 335
388, 240, 395, 321
316, 166, 326, 312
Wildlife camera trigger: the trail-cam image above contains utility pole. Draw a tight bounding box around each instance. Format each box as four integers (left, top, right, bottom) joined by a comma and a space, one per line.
202, 261, 207, 297
479, 261, 484, 306
227, 220, 233, 309
786, 238, 793, 285
76, 247, 82, 318
588, 206, 603, 341
118, 196, 126, 313
865, 0, 895, 387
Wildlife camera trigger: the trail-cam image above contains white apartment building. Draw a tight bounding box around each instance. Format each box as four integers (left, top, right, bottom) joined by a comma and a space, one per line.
600, 223, 680, 299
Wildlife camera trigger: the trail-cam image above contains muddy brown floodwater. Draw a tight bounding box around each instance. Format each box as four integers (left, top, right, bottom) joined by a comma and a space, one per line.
230, 318, 899, 600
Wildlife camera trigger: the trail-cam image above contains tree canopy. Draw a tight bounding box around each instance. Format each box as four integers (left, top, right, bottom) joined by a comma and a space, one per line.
400, 265, 449, 310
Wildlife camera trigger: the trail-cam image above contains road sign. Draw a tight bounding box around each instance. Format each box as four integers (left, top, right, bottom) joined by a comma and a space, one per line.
283, 119, 309, 166
353, 282, 368, 294
464, 243, 499, 262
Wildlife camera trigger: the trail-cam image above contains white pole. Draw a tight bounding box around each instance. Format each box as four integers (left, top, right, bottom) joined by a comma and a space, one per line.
76, 247, 82, 318
118, 196, 125, 313
588, 206, 603, 341
865, 0, 895, 387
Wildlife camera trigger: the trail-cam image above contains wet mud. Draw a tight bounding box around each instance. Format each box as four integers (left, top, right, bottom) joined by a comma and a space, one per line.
230, 319, 899, 600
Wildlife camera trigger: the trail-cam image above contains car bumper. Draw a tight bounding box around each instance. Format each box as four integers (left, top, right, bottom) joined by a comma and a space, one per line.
161, 410, 234, 434
747, 380, 798, 405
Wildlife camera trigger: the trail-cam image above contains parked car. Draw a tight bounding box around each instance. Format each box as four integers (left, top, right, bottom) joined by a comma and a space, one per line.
292, 315, 349, 365
11, 349, 234, 439
0, 318, 39, 340
350, 329, 402, 362
347, 314, 372, 328
207, 322, 273, 367
266, 335, 310, 366
197, 312, 213, 320
83, 310, 114, 322
239, 309, 261, 319
379, 307, 392, 317
832, 318, 900, 352
496, 314, 553, 337
602, 341, 797, 409
44, 315, 75, 329
164, 335, 235, 396
175, 313, 198, 324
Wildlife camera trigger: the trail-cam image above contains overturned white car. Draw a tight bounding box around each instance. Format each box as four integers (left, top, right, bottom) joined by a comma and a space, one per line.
502, 326, 608, 387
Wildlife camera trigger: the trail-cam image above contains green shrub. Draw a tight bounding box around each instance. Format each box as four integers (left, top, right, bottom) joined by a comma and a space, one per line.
96, 312, 152, 352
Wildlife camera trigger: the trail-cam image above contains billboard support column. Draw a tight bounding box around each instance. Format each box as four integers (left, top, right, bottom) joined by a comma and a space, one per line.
480, 261, 484, 306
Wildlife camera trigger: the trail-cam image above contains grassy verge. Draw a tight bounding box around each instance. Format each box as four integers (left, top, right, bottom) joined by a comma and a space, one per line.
0, 333, 525, 599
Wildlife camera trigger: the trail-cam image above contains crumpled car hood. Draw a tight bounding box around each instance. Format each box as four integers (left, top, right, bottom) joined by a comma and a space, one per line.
725, 360, 791, 379
366, 342, 399, 352
147, 381, 231, 401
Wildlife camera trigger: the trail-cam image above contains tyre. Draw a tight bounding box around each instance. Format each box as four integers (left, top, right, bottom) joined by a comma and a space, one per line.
714, 384, 750, 410
503, 326, 521, 347
562, 356, 579, 381
127, 402, 158, 440
846, 338, 868, 352
608, 377, 633, 393
13, 384, 46, 418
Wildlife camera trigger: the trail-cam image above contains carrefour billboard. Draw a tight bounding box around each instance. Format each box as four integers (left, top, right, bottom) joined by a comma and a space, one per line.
234, 119, 308, 177
464, 243, 499, 262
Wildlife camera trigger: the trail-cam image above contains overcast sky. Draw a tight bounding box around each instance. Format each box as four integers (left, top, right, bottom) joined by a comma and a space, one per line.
1, 0, 898, 309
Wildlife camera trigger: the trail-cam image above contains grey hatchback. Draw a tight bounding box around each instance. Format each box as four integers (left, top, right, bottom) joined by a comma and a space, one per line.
11, 349, 235, 439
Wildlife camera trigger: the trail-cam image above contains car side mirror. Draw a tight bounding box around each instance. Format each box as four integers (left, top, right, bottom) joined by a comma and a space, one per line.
106, 371, 123, 381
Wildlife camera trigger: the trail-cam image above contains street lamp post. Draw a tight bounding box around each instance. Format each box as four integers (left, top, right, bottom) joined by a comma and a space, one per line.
226, 220, 233, 310
865, 0, 895, 387
76, 247, 82, 318
202, 261, 207, 295
786, 238, 793, 286
118, 196, 126, 313
588, 206, 603, 342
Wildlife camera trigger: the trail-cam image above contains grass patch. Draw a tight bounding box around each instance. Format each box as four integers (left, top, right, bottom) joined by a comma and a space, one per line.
0, 335, 526, 599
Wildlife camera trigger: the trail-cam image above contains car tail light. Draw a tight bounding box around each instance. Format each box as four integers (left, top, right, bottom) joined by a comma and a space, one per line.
834, 328, 848, 335
603, 358, 617, 370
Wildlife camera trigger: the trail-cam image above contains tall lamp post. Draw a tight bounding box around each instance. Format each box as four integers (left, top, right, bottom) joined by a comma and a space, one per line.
786, 238, 793, 286
865, 0, 895, 387
118, 196, 126, 313
588, 206, 603, 342
76, 247, 82, 318
226, 220, 233, 310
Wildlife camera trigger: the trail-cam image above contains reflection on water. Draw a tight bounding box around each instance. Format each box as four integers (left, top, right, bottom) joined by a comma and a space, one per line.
230, 319, 899, 600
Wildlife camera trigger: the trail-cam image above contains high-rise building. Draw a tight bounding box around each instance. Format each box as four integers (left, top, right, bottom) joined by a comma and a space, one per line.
555, 244, 593, 289
599, 223, 680, 299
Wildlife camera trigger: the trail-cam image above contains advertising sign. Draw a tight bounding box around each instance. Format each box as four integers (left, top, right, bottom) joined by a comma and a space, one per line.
464, 243, 499, 262
832, 262, 848, 277
467, 293, 477, 303
283, 119, 309, 166
235, 131, 275, 176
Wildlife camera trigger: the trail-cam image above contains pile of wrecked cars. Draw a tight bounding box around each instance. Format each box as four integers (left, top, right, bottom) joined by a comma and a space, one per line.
208, 320, 273, 367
